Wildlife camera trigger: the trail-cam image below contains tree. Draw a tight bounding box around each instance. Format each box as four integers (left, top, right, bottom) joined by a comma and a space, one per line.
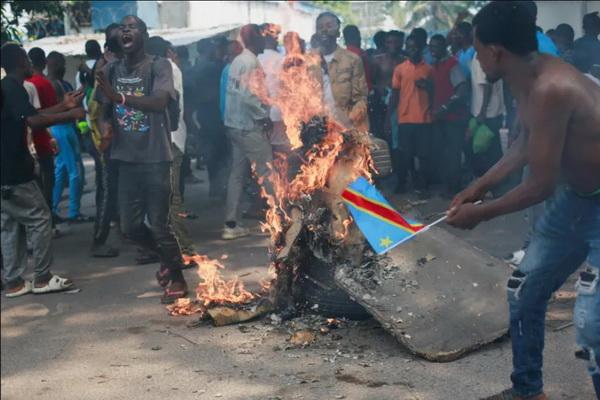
1, 0, 90, 43
386, 1, 486, 33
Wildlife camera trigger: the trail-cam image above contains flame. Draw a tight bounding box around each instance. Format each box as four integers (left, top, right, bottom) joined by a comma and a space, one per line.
244, 32, 374, 252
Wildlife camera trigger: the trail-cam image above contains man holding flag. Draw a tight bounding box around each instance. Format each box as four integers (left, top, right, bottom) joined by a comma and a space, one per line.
445, 2, 600, 399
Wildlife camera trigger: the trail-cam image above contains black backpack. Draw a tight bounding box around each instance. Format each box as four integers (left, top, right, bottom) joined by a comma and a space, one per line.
108, 56, 180, 132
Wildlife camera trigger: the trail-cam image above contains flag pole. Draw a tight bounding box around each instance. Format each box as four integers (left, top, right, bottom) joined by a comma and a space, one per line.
381, 200, 483, 254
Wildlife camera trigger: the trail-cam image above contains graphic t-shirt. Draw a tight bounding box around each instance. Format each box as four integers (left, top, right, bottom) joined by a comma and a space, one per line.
97, 55, 175, 163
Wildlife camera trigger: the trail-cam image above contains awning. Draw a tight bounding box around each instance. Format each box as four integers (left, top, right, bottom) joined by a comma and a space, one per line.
23, 24, 241, 56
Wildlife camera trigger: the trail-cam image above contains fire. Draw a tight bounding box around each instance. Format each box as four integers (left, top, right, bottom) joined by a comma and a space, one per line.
245, 32, 374, 252
167, 254, 256, 316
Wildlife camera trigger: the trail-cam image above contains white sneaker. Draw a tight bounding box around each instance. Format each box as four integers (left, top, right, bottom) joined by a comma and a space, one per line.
222, 225, 250, 240
506, 249, 526, 266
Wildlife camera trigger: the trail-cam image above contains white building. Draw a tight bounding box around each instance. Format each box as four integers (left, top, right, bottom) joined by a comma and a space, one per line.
537, 1, 600, 36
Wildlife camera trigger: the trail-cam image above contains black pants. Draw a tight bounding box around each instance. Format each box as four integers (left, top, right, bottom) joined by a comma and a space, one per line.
118, 162, 184, 282
204, 131, 230, 198
92, 155, 119, 247
433, 119, 468, 194
396, 123, 433, 191
36, 154, 55, 211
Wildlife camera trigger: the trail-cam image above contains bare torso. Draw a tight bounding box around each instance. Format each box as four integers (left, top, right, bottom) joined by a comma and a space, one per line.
372, 53, 405, 93
519, 56, 600, 194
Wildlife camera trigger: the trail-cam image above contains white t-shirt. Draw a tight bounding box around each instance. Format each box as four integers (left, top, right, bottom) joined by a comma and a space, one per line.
470, 57, 505, 118
23, 81, 41, 157
257, 49, 283, 122
168, 59, 187, 153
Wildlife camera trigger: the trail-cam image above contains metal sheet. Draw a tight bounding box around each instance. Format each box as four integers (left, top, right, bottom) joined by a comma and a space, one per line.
335, 226, 511, 362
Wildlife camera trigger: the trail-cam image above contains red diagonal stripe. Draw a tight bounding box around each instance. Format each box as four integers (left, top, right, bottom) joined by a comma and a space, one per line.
342, 189, 423, 232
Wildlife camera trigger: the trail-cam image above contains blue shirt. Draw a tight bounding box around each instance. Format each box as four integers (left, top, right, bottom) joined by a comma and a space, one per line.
536, 31, 558, 56
423, 46, 434, 65
457, 46, 476, 78
219, 63, 231, 121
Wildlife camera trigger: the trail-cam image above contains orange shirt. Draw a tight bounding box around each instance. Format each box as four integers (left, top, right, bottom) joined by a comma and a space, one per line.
392, 59, 433, 124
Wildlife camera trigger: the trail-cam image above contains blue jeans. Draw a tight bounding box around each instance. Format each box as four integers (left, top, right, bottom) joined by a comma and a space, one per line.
51, 124, 82, 218
507, 188, 600, 397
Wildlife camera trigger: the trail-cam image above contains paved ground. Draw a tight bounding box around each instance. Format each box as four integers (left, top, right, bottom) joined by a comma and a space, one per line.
1, 162, 596, 400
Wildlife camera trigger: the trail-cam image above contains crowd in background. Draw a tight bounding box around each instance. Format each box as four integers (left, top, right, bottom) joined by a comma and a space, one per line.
1, 3, 600, 301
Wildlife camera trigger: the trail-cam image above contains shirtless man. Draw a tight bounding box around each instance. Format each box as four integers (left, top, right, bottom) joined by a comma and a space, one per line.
370, 30, 406, 138
446, 2, 600, 399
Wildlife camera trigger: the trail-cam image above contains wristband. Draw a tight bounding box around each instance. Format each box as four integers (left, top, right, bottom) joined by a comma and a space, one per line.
119, 93, 126, 105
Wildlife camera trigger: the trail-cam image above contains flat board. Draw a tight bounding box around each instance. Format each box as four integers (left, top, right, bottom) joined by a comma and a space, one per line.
335, 226, 511, 362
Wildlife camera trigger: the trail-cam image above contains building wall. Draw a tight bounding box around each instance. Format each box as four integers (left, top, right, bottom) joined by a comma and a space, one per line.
537, 1, 600, 38
188, 1, 318, 42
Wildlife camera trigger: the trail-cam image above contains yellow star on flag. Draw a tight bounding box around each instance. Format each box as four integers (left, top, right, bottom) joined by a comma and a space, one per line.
379, 236, 393, 248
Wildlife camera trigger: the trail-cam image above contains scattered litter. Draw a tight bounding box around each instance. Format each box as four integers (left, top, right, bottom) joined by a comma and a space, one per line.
472, 283, 479, 288
417, 254, 436, 267
151, 346, 162, 351
289, 330, 317, 346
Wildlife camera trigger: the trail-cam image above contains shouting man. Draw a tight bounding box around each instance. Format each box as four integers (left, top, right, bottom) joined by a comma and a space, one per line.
447, 2, 600, 399
95, 15, 189, 304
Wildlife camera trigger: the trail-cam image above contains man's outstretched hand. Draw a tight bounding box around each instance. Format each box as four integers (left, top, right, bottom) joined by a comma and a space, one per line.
446, 183, 487, 230
63, 90, 84, 109
446, 202, 485, 230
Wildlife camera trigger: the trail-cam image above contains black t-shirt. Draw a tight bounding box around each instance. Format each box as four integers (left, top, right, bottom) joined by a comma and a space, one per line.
1, 76, 38, 186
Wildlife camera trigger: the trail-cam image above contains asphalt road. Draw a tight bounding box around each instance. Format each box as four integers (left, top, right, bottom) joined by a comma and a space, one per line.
1, 162, 595, 400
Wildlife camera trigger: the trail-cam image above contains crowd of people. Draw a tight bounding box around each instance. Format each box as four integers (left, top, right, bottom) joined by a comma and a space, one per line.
1, 1, 599, 399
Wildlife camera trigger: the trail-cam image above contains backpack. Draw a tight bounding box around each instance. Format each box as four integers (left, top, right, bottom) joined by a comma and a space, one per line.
108, 56, 180, 132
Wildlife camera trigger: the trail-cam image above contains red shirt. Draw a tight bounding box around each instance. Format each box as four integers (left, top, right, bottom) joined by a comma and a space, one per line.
346, 45, 372, 91
27, 73, 58, 157
431, 56, 467, 121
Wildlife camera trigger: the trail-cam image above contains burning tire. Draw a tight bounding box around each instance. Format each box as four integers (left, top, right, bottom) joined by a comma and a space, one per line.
299, 254, 371, 320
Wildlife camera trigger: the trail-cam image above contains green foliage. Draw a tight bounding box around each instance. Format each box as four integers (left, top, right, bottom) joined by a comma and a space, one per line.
311, 0, 359, 25
387, 1, 486, 33
1, 0, 66, 42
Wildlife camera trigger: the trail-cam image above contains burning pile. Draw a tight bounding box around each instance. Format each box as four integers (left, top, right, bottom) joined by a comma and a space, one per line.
170, 38, 376, 321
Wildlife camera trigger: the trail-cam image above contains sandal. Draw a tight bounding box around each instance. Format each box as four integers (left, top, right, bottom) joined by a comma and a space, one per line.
5, 281, 32, 298
160, 281, 188, 304
177, 211, 199, 220
32, 275, 74, 294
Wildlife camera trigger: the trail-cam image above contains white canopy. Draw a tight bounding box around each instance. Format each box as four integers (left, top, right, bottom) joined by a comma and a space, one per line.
23, 24, 241, 56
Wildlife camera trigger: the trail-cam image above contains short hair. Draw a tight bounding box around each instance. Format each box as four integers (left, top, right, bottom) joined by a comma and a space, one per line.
473, 1, 537, 57
342, 25, 361, 45
583, 12, 600, 31
121, 15, 147, 33
28, 47, 46, 69
175, 46, 188, 61
430, 34, 446, 44
146, 36, 168, 58
1, 43, 25, 72
411, 27, 428, 48
373, 30, 387, 48
519, 1, 537, 20
455, 21, 472, 38
105, 23, 120, 37
46, 51, 65, 66
85, 40, 102, 59
316, 12, 341, 28
555, 23, 574, 43
196, 38, 214, 55
387, 30, 405, 40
